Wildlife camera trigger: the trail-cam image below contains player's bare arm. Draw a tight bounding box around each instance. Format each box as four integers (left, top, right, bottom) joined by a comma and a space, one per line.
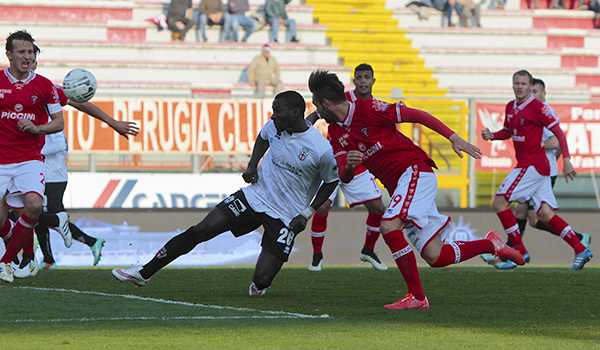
563, 157, 577, 182
69, 100, 139, 139
449, 133, 482, 159
18, 111, 64, 134
242, 134, 270, 184
288, 180, 339, 234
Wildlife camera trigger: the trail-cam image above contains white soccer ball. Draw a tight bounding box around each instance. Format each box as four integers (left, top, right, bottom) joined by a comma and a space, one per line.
62, 68, 97, 103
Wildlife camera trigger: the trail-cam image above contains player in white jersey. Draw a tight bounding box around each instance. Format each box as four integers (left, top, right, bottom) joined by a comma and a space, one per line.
483, 78, 591, 269
306, 64, 387, 272
112, 91, 339, 294
0, 30, 66, 283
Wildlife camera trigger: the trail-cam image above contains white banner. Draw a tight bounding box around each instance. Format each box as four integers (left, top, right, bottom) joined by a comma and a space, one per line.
64, 172, 248, 209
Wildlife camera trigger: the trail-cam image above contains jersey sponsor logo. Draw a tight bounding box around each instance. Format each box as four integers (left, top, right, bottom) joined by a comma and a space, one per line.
337, 133, 350, 147
271, 156, 303, 176
0, 111, 36, 120
358, 142, 367, 152
512, 135, 525, 142
298, 147, 309, 161
15, 103, 23, 112
14, 82, 25, 90
361, 141, 383, 160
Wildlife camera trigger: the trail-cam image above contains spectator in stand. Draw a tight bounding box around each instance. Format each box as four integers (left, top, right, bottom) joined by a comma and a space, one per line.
593, 0, 600, 28
247, 44, 283, 98
457, 0, 481, 27
406, 0, 458, 27
197, 0, 232, 42
167, 0, 194, 41
264, 0, 299, 43
228, 0, 257, 42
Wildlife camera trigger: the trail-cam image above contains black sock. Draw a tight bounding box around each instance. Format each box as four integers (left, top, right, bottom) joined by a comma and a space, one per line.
535, 220, 559, 236
35, 226, 55, 264
140, 227, 201, 279
69, 222, 96, 247
38, 213, 59, 227
516, 219, 527, 237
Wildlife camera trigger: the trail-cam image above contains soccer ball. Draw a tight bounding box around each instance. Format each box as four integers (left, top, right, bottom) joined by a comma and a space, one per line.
62, 68, 97, 103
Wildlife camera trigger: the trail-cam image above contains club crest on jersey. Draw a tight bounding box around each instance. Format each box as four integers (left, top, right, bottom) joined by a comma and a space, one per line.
30, 95, 38, 105
298, 147, 309, 161
361, 127, 369, 138
358, 143, 367, 152
372, 100, 389, 112
14, 103, 23, 112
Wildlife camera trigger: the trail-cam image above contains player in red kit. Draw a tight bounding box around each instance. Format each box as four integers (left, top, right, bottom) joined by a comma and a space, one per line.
306, 64, 387, 271
0, 30, 64, 283
308, 69, 525, 309
482, 70, 593, 270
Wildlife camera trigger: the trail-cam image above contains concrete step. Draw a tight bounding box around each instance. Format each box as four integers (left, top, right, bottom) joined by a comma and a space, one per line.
0, 1, 134, 23
34, 40, 341, 66
432, 66, 600, 89
34, 59, 350, 87
406, 27, 600, 50
418, 47, 600, 69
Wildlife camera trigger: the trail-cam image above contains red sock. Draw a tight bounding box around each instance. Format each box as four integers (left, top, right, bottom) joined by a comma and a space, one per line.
497, 208, 526, 254
431, 240, 495, 267
383, 230, 425, 300
0, 218, 14, 240
1, 214, 37, 263
548, 215, 585, 254
311, 212, 328, 254
363, 212, 383, 250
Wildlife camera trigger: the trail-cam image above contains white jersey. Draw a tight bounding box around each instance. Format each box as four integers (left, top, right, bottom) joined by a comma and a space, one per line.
543, 102, 559, 177
41, 130, 68, 183
242, 119, 338, 226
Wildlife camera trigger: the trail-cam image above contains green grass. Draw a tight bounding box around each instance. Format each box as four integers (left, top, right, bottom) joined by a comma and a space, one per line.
1, 267, 599, 349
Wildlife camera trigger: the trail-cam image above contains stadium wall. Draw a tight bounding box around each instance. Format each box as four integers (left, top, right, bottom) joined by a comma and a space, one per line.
64, 208, 598, 268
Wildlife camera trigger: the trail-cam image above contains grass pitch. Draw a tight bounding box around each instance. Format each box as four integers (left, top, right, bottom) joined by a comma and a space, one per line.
1, 266, 598, 349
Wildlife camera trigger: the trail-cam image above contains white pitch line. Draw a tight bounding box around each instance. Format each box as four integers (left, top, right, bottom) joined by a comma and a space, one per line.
12, 286, 330, 319
10, 316, 316, 324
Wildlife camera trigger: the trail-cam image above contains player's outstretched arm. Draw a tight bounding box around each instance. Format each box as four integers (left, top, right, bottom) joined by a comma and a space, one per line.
242, 134, 270, 184
449, 133, 482, 159
288, 180, 338, 234
69, 100, 139, 139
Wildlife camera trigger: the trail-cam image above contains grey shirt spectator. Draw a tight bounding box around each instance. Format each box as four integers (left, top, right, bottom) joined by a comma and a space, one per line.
228, 0, 257, 42
264, 0, 298, 43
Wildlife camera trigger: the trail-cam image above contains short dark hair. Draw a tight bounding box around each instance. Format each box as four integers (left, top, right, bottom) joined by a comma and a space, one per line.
532, 77, 545, 91
33, 44, 40, 56
354, 63, 374, 77
6, 30, 35, 52
275, 90, 306, 113
513, 69, 533, 84
308, 69, 346, 104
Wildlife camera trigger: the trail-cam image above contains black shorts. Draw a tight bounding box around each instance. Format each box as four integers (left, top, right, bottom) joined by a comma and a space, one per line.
44, 182, 67, 213
215, 190, 297, 262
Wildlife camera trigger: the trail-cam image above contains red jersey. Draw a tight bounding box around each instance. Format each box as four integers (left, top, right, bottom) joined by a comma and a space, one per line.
499, 95, 559, 176
328, 98, 451, 191
343, 90, 372, 176
0, 69, 60, 164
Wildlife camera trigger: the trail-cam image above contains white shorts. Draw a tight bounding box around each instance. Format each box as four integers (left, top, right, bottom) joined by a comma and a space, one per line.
496, 166, 558, 213
325, 170, 382, 207
0, 160, 45, 209
383, 165, 450, 253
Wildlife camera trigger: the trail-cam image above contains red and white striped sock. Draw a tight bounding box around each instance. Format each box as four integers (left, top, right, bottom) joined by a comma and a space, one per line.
497, 208, 526, 254
431, 240, 495, 267
548, 215, 585, 254
310, 212, 328, 254
1, 214, 37, 263
384, 230, 425, 300
363, 212, 383, 250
